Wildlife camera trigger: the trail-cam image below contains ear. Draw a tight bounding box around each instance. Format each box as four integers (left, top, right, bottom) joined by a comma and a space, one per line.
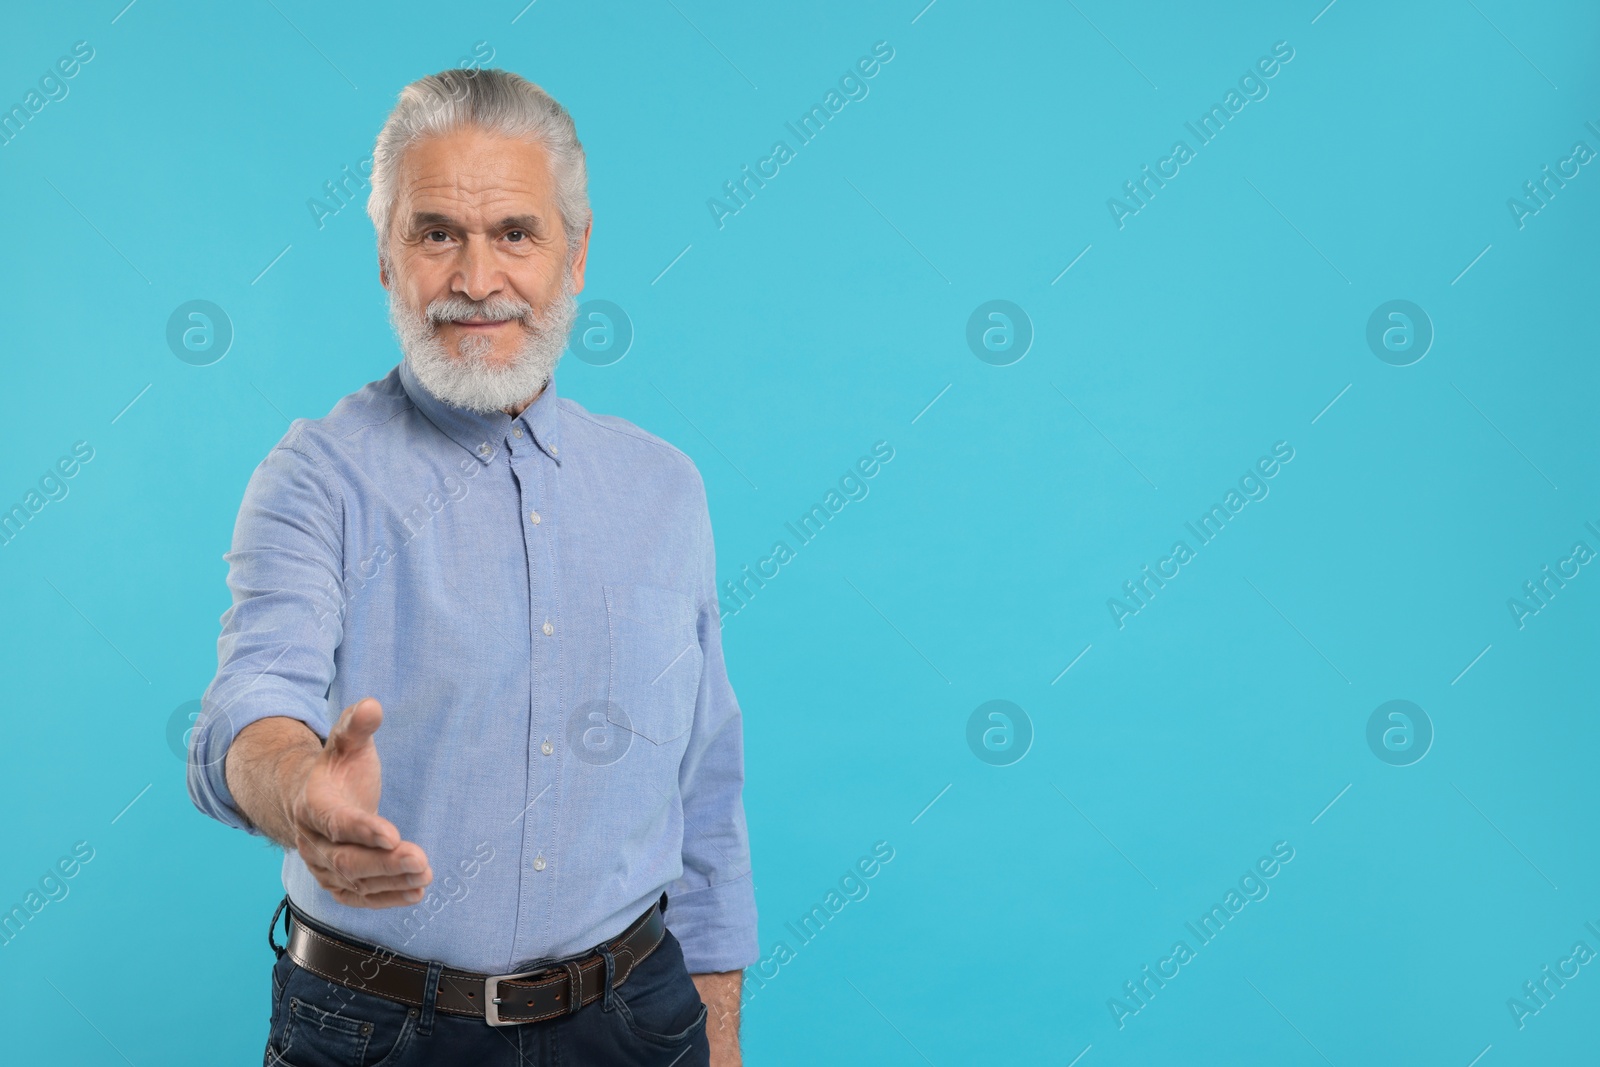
568, 220, 592, 295
379, 257, 390, 290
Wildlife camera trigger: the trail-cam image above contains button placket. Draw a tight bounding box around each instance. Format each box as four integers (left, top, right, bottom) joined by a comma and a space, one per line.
519, 447, 562, 947
505, 444, 559, 962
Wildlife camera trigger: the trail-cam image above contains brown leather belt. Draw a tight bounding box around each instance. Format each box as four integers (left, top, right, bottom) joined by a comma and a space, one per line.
282, 893, 667, 1026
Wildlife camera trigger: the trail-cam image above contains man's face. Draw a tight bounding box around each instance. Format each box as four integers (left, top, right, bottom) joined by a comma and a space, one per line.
382, 126, 589, 375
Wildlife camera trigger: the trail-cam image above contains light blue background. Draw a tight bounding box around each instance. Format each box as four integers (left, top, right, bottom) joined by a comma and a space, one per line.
2, 1, 1597, 1063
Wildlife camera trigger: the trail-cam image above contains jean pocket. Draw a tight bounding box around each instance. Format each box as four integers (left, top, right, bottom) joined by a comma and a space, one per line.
266, 965, 416, 1067
617, 997, 707, 1050
611, 930, 709, 1049
604, 583, 703, 749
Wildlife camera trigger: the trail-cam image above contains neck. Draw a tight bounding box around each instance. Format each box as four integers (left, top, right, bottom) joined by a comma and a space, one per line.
502, 381, 545, 418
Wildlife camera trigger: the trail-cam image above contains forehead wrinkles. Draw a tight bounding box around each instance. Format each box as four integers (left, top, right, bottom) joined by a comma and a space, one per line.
400, 139, 550, 200
404, 173, 542, 211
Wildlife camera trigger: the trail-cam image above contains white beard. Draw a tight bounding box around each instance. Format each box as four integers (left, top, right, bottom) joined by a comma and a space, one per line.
391, 269, 579, 415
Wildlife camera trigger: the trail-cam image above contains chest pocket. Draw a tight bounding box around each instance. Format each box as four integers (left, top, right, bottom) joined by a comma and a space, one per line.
604, 583, 704, 750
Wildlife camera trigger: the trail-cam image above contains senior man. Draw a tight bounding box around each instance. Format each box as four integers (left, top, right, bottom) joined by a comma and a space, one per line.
188, 68, 756, 1065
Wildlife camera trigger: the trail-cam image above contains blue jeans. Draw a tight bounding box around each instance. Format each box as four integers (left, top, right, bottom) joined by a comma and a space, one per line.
264, 906, 710, 1066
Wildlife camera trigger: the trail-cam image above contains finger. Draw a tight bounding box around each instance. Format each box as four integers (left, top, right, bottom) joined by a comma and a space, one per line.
333, 871, 431, 895
327, 697, 383, 758
317, 802, 400, 850
296, 831, 366, 887
303, 857, 429, 896
326, 885, 430, 910
300, 833, 429, 883
298, 847, 429, 906
299, 824, 425, 874
297, 843, 365, 897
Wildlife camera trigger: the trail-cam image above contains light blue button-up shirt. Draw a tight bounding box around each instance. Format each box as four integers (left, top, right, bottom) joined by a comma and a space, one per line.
189, 360, 757, 975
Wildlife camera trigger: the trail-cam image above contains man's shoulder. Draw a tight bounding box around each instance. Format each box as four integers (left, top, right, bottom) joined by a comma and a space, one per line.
558, 395, 705, 494
272, 366, 412, 463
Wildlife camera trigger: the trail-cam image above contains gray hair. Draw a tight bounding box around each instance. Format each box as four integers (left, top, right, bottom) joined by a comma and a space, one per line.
367, 68, 590, 271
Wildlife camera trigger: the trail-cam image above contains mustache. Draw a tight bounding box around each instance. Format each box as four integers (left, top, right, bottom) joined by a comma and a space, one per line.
423, 294, 539, 328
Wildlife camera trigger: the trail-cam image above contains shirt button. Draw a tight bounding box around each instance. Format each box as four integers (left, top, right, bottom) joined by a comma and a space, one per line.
513, 427, 523, 438
541, 739, 553, 756
529, 510, 541, 525
477, 443, 492, 457
542, 621, 554, 636
549, 445, 559, 456
533, 854, 546, 871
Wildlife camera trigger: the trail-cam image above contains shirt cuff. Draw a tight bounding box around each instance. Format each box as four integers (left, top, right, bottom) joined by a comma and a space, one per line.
664, 877, 760, 973
186, 680, 329, 836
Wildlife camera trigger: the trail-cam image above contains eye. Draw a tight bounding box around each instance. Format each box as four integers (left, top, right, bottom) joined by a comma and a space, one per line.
505, 230, 526, 242
425, 230, 451, 243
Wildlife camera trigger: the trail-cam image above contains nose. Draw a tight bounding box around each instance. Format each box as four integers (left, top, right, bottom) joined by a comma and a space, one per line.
453, 236, 503, 303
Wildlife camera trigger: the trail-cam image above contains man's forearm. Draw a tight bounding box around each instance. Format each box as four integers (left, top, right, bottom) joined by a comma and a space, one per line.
692, 970, 742, 1065
223, 716, 323, 847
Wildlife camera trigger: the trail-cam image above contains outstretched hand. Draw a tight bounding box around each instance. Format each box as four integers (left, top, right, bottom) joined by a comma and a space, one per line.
289, 698, 433, 908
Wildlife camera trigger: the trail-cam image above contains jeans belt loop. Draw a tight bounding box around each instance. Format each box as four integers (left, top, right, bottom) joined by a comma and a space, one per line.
596, 944, 618, 1012
418, 959, 444, 1036
267, 895, 290, 961
560, 959, 583, 1016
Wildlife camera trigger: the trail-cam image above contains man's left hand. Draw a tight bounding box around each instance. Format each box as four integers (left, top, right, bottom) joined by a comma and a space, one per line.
691, 970, 742, 1066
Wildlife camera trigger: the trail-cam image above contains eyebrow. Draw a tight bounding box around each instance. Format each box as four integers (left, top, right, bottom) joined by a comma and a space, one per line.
408, 211, 548, 236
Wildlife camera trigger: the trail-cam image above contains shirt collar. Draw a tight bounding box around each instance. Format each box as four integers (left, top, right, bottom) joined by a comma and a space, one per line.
398, 358, 563, 466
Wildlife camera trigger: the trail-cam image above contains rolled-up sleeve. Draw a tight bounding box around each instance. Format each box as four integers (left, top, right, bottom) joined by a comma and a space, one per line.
666, 483, 759, 973
187, 437, 345, 834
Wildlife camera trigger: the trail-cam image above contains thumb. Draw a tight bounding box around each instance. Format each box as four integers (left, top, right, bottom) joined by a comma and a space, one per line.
327, 697, 383, 758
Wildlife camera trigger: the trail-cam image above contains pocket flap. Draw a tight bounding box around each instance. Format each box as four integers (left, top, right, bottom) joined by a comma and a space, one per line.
604, 583, 697, 629
603, 583, 701, 747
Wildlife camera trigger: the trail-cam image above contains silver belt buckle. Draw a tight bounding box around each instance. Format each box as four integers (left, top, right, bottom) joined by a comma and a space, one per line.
484, 968, 549, 1026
